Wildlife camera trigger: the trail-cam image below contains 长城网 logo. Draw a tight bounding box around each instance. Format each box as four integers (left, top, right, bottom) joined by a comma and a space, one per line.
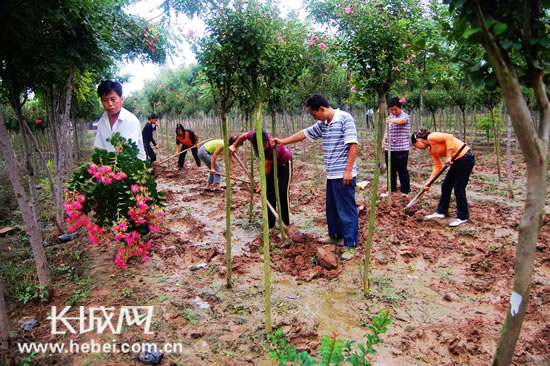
48, 306, 154, 335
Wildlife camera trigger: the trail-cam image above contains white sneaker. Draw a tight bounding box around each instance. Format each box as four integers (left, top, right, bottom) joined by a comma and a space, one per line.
449, 219, 468, 227
425, 213, 446, 220
380, 192, 390, 197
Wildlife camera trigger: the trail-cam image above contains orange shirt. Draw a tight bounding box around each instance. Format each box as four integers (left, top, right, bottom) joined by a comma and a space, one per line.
427, 132, 469, 175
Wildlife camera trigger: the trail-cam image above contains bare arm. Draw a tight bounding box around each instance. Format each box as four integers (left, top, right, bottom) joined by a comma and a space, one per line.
230, 133, 248, 152
211, 145, 224, 172
273, 130, 306, 146
343, 143, 358, 186
386, 116, 406, 125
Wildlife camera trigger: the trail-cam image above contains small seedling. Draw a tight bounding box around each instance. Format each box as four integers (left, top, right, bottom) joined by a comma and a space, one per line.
182, 306, 198, 324
122, 288, 133, 297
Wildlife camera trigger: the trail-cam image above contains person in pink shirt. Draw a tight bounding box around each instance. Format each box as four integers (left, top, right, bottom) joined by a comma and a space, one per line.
230, 129, 292, 229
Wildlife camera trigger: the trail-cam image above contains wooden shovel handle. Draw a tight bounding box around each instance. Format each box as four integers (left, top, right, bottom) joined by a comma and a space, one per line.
405, 143, 468, 209
159, 138, 212, 164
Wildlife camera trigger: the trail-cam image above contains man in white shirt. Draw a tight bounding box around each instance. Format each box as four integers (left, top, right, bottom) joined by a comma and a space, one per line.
94, 80, 146, 160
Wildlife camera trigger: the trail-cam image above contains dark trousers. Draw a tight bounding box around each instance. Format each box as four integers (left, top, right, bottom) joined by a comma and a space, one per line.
384, 150, 410, 193
145, 144, 156, 163
436, 150, 475, 220
326, 177, 358, 247
267, 161, 291, 228
178, 147, 201, 168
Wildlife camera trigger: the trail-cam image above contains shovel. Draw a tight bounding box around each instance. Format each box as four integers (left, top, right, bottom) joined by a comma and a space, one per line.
232, 153, 304, 242
404, 143, 468, 212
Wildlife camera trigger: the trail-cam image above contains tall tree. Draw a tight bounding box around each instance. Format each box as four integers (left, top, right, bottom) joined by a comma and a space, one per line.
444, 1, 549, 364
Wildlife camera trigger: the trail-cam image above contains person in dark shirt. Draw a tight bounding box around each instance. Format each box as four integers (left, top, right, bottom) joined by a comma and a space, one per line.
230, 129, 293, 228
175, 124, 201, 169
142, 113, 160, 163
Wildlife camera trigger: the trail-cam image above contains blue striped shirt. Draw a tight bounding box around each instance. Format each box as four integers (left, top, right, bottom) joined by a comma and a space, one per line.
303, 109, 358, 179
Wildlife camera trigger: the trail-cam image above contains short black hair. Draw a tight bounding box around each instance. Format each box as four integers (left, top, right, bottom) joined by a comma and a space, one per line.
97, 80, 123, 98
388, 97, 402, 108
306, 93, 330, 111
149, 112, 159, 120
176, 124, 185, 133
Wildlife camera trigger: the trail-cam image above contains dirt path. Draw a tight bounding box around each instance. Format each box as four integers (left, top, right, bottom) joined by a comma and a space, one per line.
8, 146, 549, 366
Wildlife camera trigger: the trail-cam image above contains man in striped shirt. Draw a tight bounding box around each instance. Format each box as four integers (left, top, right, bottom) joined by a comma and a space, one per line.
380, 97, 411, 197
274, 94, 359, 260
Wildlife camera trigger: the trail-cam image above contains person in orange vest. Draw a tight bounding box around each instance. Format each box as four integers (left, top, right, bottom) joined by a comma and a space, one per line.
411, 129, 475, 227
175, 124, 201, 170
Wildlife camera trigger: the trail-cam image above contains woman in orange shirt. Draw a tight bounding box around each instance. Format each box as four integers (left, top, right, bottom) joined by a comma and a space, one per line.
411, 129, 475, 227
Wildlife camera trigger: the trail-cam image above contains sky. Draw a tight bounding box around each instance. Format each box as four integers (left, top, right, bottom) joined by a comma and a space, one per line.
120, 0, 305, 95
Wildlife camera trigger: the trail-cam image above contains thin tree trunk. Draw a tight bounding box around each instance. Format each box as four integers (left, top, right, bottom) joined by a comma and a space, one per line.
73, 118, 80, 163
469, 2, 550, 363
418, 58, 425, 183
364, 93, 386, 295
55, 68, 75, 231
462, 108, 467, 142
490, 108, 502, 180
15, 104, 42, 239
0, 278, 15, 366
255, 101, 271, 334
0, 111, 51, 289
20, 120, 62, 231
472, 105, 478, 149
247, 110, 255, 223
506, 114, 513, 198
221, 108, 233, 289
271, 107, 286, 240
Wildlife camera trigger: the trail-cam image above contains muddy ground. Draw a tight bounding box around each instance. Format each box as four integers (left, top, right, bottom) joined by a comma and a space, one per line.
5, 139, 550, 365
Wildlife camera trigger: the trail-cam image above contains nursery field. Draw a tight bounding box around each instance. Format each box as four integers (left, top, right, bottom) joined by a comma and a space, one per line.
3, 136, 550, 366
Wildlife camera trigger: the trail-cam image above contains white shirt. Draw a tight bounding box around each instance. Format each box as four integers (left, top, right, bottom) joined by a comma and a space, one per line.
94, 107, 146, 160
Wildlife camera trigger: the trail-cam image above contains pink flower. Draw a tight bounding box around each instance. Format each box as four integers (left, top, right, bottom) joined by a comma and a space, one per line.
319, 42, 326, 50
278, 36, 283, 44
35, 120, 42, 124
403, 80, 408, 84
399, 98, 406, 103
392, 66, 399, 71
411, 54, 416, 58
404, 59, 411, 64
402, 43, 407, 48
308, 35, 319, 46
345, 5, 351, 14
351, 86, 356, 92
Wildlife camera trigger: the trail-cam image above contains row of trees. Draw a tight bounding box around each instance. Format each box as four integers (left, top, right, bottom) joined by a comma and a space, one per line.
0, 1, 174, 364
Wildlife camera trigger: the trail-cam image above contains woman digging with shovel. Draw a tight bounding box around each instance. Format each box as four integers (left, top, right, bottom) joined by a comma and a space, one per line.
229, 129, 293, 231
411, 129, 475, 227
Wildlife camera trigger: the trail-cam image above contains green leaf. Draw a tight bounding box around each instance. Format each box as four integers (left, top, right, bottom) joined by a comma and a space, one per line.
493, 23, 507, 35
463, 27, 481, 39
499, 39, 514, 49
